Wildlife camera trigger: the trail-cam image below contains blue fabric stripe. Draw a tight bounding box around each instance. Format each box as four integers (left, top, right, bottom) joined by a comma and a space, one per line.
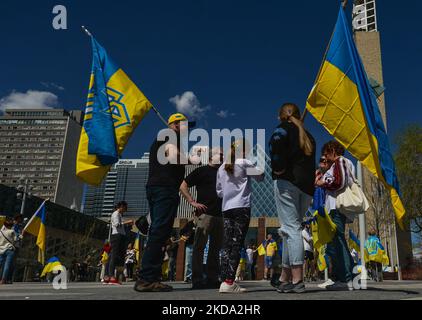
85, 37, 119, 165
336, 8, 401, 194
325, 10, 356, 84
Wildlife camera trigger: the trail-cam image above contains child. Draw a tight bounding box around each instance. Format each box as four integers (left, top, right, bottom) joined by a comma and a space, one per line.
216, 140, 264, 293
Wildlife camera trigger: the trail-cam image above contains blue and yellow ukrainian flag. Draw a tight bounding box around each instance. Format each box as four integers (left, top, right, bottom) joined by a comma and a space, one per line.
365, 236, 389, 265
76, 36, 153, 185
24, 200, 47, 264
306, 6, 405, 227
40, 256, 63, 277
348, 229, 361, 253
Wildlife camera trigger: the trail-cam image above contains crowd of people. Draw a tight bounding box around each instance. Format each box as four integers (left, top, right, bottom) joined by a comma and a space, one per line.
130, 102, 374, 294
0, 103, 384, 293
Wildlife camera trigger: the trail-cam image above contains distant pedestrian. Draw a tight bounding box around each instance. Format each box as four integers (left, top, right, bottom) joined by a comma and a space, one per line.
262, 234, 277, 281
104, 201, 133, 285
125, 243, 136, 280
180, 220, 195, 283
0, 217, 19, 284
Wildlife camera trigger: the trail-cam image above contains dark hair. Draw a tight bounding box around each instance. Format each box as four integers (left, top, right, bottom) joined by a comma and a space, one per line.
321, 140, 345, 157
115, 201, 128, 210
3, 217, 14, 228
279, 103, 314, 156
13, 214, 23, 222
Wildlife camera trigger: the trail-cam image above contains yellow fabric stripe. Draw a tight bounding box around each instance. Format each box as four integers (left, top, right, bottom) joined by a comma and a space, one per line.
24, 217, 41, 237
76, 126, 111, 186
106, 69, 153, 155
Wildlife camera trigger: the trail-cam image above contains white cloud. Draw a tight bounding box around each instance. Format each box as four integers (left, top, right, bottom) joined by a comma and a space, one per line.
216, 110, 235, 118
41, 82, 65, 91
169, 91, 209, 119
0, 90, 59, 113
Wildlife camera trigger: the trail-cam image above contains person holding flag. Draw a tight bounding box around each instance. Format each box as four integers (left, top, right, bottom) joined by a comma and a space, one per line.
134, 113, 197, 292
0, 217, 19, 284
365, 229, 388, 282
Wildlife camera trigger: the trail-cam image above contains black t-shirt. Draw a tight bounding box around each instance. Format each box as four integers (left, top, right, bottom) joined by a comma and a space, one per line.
184, 165, 222, 217
146, 137, 186, 188
269, 122, 316, 196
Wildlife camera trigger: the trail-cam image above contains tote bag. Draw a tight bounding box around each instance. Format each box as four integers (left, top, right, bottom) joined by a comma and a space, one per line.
336, 164, 369, 215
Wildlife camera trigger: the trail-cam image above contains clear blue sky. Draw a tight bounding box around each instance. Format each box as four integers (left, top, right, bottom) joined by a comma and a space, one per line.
1, 0, 421, 159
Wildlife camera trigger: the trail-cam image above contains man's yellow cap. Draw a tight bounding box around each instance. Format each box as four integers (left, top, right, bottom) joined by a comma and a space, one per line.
168, 113, 187, 125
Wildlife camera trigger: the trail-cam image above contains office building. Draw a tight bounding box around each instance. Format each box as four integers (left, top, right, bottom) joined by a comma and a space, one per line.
0, 108, 84, 209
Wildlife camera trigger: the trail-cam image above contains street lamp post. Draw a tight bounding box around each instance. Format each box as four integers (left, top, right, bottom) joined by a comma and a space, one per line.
17, 178, 32, 215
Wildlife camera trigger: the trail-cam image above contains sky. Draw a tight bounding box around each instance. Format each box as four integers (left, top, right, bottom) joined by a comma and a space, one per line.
1, 0, 421, 160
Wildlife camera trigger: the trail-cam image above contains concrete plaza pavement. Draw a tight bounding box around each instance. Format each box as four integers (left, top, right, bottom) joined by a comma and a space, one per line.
0, 280, 422, 300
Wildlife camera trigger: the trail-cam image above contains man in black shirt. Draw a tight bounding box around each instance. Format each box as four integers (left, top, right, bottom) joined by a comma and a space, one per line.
135, 112, 192, 292
180, 147, 224, 289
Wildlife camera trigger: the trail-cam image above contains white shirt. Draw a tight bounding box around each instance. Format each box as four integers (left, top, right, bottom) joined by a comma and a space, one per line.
216, 159, 264, 212
302, 228, 313, 252
246, 248, 254, 264
111, 210, 125, 235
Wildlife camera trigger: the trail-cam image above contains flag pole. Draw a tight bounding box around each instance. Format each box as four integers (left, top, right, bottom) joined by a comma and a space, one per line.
357, 163, 369, 285
23, 198, 49, 233
81, 26, 92, 37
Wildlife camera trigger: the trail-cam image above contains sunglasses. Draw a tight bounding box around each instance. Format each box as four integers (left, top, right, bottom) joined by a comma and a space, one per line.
319, 158, 328, 163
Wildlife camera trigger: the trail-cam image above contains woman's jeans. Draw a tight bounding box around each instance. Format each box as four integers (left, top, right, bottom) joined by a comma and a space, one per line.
0, 249, 15, 281
184, 244, 193, 281
327, 210, 354, 283
274, 179, 312, 268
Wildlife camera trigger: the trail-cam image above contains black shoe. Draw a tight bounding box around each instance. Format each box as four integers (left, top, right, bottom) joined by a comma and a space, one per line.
134, 280, 173, 292
271, 278, 281, 289
276, 282, 291, 293
325, 281, 351, 291
282, 281, 305, 293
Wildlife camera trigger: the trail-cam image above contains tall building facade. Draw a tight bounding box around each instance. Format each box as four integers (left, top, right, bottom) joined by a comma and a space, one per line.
83, 154, 150, 218
0, 109, 84, 209
352, 0, 413, 269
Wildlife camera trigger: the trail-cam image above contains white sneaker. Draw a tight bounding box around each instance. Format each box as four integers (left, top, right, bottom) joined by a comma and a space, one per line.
347, 281, 354, 291
318, 278, 335, 289
219, 281, 247, 293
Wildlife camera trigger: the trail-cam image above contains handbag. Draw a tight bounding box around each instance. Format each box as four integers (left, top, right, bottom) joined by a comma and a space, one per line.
335, 163, 369, 215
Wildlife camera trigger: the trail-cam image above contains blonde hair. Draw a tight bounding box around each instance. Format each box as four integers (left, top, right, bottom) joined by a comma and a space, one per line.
224, 139, 248, 174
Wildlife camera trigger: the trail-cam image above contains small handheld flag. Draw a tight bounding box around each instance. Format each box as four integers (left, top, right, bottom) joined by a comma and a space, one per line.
24, 200, 48, 264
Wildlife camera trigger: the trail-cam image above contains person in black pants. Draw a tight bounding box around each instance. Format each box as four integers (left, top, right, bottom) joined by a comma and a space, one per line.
105, 201, 133, 284
134, 113, 199, 292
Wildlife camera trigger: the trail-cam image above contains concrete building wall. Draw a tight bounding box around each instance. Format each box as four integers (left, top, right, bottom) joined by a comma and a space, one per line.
55, 117, 84, 209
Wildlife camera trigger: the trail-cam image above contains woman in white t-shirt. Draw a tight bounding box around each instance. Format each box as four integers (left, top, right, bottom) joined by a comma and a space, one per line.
216, 140, 264, 293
